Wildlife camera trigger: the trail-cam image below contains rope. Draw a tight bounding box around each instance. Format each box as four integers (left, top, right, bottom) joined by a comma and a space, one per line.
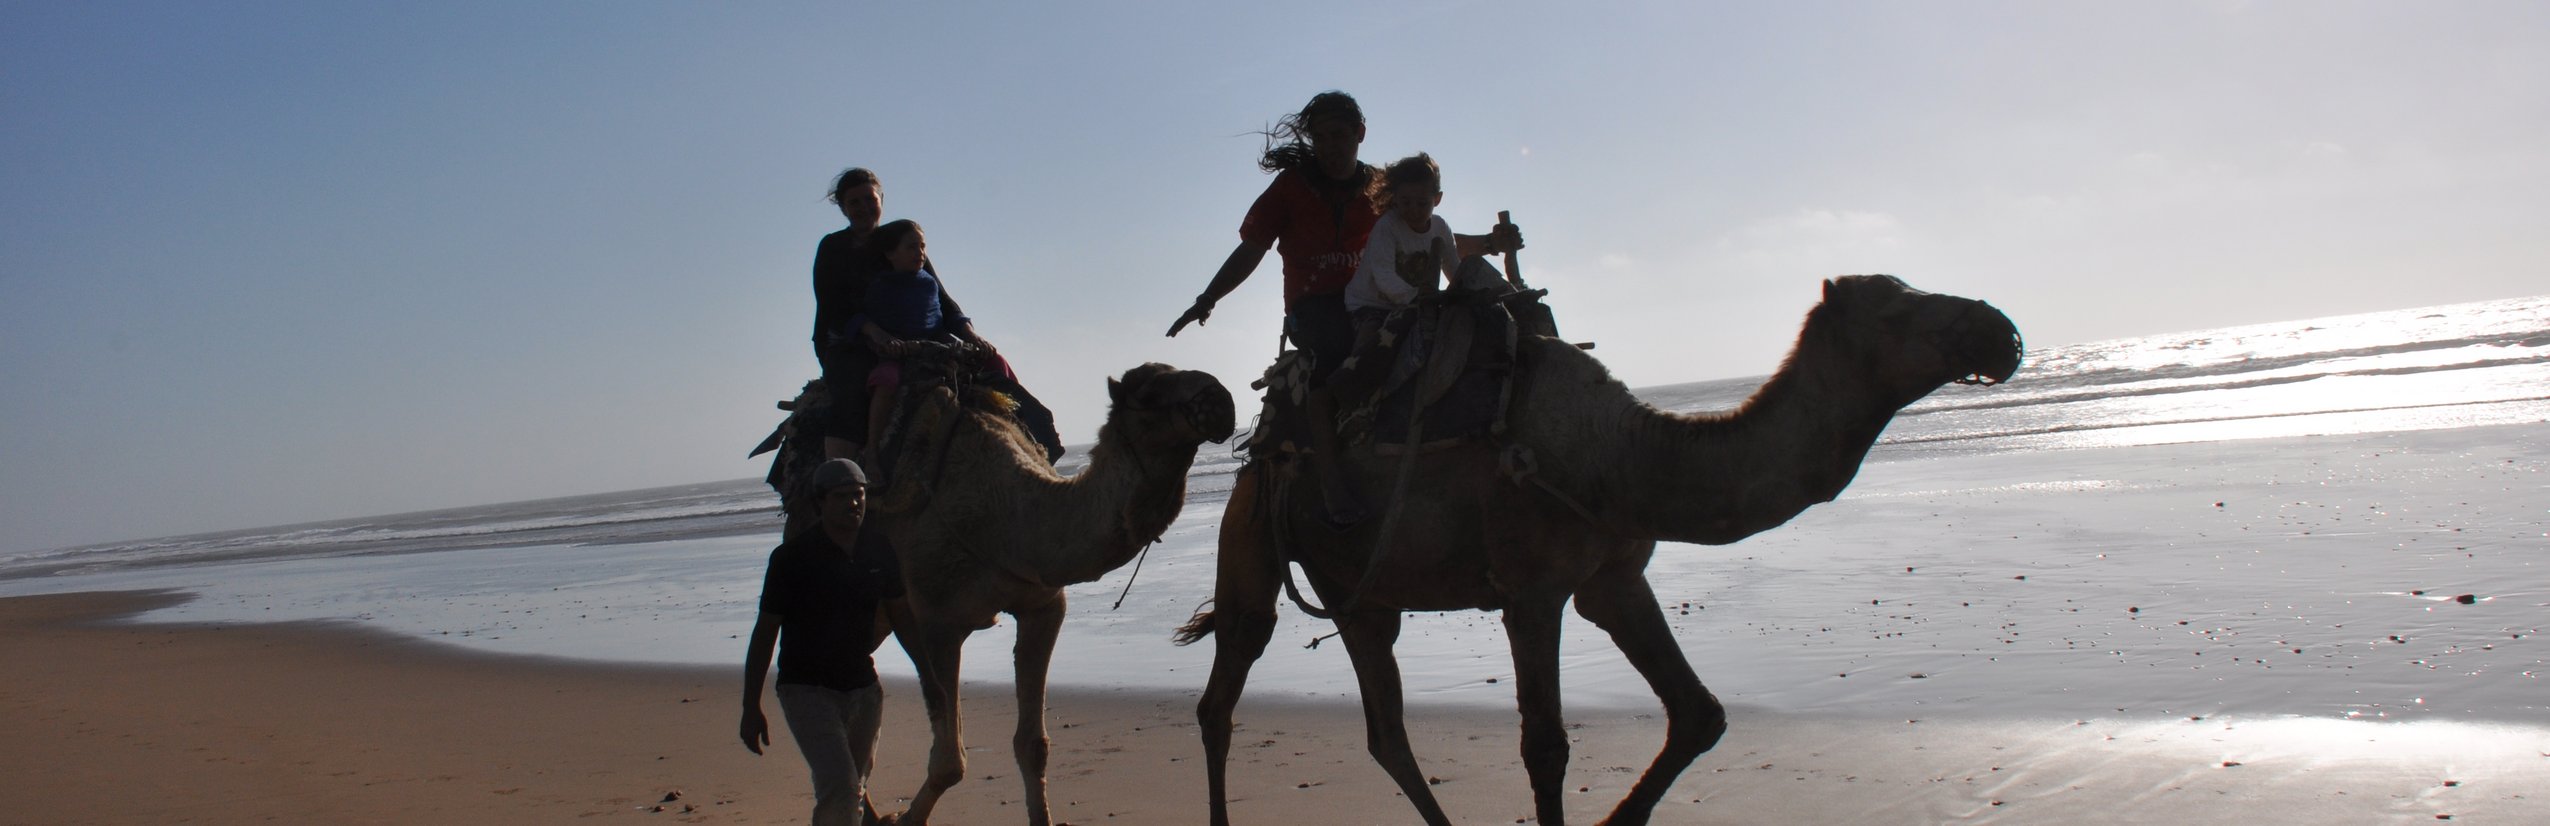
1109, 540, 1155, 610
1268, 469, 1338, 622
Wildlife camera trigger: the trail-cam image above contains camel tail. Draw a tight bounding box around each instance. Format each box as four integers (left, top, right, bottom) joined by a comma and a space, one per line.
1171, 608, 1216, 646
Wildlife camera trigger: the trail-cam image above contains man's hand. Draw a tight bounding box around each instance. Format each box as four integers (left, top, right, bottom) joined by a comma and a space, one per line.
740, 705, 770, 755
1488, 220, 1525, 256
1167, 298, 1215, 337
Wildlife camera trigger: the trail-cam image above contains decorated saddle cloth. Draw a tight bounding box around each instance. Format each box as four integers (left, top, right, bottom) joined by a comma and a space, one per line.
868, 377, 1036, 515
1246, 293, 1523, 457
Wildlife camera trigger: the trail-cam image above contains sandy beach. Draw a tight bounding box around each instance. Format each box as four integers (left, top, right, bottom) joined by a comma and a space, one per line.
8, 589, 2543, 825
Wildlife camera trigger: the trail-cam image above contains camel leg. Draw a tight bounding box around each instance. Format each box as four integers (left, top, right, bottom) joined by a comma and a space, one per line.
1572, 564, 1727, 826
893, 620, 973, 826
1336, 609, 1453, 826
1197, 467, 1282, 826
1504, 596, 1573, 826
1009, 591, 1067, 826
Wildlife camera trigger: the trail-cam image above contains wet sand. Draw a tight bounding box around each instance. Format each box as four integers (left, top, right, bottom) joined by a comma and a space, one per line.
7, 590, 2544, 824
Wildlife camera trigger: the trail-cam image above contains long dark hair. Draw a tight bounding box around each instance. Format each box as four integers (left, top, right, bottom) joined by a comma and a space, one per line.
1257, 90, 1363, 174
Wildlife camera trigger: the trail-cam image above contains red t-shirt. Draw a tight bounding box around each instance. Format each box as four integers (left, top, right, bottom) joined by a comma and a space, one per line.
1238, 166, 1380, 309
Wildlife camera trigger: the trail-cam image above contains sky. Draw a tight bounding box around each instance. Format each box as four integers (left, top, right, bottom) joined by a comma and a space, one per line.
4, 1, 2545, 553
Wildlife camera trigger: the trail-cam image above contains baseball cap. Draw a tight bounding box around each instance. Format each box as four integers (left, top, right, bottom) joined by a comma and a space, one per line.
810, 458, 868, 492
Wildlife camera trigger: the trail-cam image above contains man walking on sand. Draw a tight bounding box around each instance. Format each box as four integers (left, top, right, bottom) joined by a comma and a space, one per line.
741, 458, 903, 825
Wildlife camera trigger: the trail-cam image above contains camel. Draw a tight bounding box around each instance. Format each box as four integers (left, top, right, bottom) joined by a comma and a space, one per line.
1175, 274, 2022, 826
871, 362, 1236, 826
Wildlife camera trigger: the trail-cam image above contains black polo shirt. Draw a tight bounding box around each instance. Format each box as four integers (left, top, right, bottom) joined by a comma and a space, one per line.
758, 524, 904, 692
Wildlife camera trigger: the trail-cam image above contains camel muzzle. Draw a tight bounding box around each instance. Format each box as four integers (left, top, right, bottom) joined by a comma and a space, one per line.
1952, 300, 2023, 386
1187, 380, 1238, 443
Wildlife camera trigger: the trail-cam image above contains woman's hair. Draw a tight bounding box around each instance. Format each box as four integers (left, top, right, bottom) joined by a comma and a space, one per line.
1374, 152, 1441, 209
861, 219, 923, 266
1257, 90, 1364, 174
828, 167, 880, 204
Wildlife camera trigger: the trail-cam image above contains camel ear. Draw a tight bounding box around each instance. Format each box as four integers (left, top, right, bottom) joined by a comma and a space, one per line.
1823, 278, 1838, 302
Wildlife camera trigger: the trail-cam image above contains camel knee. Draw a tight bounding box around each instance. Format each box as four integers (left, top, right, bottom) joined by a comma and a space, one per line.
1013, 730, 1051, 771
1669, 692, 1728, 754
1520, 725, 1570, 779
925, 750, 969, 791
1211, 609, 1277, 660
1197, 691, 1234, 732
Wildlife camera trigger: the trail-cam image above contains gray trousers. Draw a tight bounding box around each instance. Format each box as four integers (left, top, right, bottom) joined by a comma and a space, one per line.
776, 682, 883, 826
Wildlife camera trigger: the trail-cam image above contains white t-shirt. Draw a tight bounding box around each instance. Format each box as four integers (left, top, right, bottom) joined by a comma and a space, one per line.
1344, 214, 1459, 313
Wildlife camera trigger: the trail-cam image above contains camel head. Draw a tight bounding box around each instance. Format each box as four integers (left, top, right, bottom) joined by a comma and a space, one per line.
1812, 275, 2022, 404
1106, 363, 1238, 446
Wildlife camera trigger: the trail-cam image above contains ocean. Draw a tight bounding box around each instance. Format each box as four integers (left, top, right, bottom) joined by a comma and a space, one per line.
5, 294, 2545, 722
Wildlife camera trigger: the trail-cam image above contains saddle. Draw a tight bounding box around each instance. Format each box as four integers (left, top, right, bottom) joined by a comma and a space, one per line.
866, 342, 1026, 515
1245, 284, 1557, 459
752, 343, 1037, 525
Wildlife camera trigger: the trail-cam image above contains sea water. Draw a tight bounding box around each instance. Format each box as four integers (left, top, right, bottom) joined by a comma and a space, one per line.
5, 294, 2545, 720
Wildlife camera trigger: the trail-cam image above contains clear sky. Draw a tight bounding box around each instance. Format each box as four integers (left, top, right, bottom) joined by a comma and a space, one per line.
4, 1, 2544, 553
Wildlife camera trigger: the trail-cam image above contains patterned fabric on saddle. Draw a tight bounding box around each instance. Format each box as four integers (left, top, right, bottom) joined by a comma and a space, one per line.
1246, 294, 1523, 456
868, 358, 1028, 515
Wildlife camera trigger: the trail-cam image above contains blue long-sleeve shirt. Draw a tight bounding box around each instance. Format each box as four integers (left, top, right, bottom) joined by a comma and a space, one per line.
853, 267, 969, 341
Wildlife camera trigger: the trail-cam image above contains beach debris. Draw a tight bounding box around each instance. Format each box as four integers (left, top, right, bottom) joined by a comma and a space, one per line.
1908, 672, 1928, 679
660, 791, 683, 802
2222, 761, 2243, 767
2454, 594, 2476, 604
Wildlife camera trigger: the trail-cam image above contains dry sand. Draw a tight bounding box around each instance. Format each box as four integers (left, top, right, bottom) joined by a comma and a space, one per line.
5, 589, 2542, 825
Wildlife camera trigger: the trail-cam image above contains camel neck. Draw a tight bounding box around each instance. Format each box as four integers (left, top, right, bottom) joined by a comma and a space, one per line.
1516, 336, 1898, 546
1016, 423, 1198, 586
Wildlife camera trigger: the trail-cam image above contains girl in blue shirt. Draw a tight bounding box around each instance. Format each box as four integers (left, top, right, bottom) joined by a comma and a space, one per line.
850, 220, 1021, 454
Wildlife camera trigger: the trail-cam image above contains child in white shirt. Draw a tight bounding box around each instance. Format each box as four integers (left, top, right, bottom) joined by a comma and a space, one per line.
1344, 153, 1462, 322
1332, 153, 1469, 406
